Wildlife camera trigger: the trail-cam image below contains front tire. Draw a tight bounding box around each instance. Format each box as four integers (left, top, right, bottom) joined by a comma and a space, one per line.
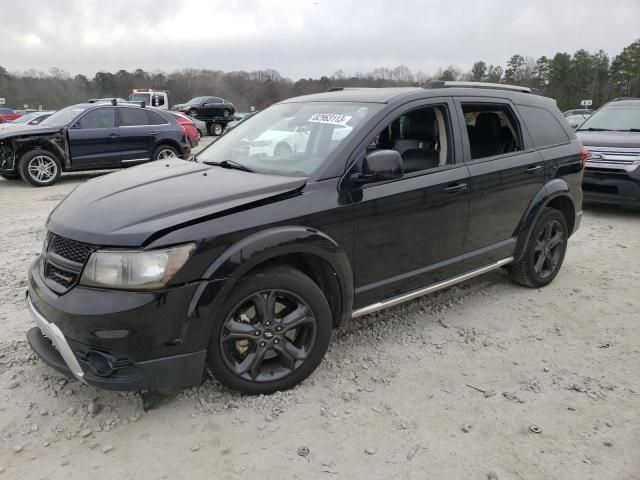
18, 149, 62, 187
1, 172, 20, 180
207, 266, 332, 394
508, 208, 568, 288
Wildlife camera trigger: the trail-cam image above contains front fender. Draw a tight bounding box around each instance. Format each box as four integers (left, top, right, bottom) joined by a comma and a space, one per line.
513, 178, 576, 260
189, 226, 354, 326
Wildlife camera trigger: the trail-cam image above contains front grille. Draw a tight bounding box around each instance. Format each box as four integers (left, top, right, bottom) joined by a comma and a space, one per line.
585, 146, 640, 172
42, 233, 97, 293
45, 263, 78, 287
48, 233, 96, 264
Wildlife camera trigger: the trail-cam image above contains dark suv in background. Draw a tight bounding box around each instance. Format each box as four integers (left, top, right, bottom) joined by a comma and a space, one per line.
576, 98, 640, 206
26, 82, 584, 395
0, 102, 190, 186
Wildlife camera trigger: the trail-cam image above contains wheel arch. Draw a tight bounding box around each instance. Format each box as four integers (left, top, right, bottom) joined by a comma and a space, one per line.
513, 179, 577, 260
16, 140, 66, 169
190, 226, 354, 329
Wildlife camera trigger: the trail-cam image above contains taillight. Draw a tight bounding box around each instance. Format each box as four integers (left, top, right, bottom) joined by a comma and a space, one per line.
580, 147, 589, 168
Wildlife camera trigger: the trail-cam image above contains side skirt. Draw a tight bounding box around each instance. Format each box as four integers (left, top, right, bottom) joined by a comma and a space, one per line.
351, 257, 513, 318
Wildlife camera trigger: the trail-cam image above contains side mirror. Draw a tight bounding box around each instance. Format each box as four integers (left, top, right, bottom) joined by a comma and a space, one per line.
351, 149, 403, 185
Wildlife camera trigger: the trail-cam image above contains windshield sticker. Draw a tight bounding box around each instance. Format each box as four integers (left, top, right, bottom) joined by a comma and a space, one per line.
308, 113, 352, 126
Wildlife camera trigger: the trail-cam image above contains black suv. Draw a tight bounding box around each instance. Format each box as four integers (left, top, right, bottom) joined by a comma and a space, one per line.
26, 82, 584, 394
0, 102, 190, 186
576, 99, 640, 206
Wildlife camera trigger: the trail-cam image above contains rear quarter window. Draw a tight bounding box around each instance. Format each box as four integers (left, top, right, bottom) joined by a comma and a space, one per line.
517, 105, 570, 148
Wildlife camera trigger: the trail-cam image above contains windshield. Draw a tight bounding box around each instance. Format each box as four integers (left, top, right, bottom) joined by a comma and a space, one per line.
186, 96, 208, 106
39, 106, 88, 126
129, 93, 151, 103
197, 102, 381, 176
13, 112, 41, 123
577, 105, 640, 131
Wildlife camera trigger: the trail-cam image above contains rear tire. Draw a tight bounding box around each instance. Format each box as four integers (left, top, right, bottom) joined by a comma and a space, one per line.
208, 122, 224, 136
152, 145, 179, 161
18, 149, 62, 187
507, 208, 568, 288
207, 266, 332, 394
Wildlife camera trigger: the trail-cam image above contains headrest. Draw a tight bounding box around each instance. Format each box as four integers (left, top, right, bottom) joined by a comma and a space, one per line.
402, 110, 437, 140
474, 112, 502, 139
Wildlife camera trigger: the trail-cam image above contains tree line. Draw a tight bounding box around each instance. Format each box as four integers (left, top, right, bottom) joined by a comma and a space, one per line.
0, 39, 638, 112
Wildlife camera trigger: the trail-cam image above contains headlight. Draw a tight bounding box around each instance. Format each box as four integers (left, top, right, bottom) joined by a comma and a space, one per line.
80, 243, 195, 291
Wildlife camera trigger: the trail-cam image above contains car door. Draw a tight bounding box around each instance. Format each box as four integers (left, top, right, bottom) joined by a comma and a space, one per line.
351, 98, 470, 308
117, 107, 158, 163
67, 107, 120, 168
455, 98, 546, 269
200, 97, 217, 117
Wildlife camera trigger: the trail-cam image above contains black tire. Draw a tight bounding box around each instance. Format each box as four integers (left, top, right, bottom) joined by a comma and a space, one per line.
152, 144, 179, 161
274, 142, 293, 156
507, 208, 568, 288
1, 172, 20, 180
207, 266, 332, 394
208, 122, 224, 136
189, 108, 199, 118
18, 149, 62, 187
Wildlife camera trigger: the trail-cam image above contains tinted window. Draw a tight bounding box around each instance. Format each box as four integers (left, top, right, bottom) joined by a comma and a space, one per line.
119, 108, 150, 126
461, 103, 522, 160
147, 110, 168, 125
517, 105, 570, 147
207, 97, 222, 104
80, 108, 115, 129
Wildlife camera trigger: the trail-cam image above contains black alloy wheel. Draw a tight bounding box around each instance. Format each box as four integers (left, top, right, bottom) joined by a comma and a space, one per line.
220, 290, 317, 382
207, 266, 332, 394
532, 219, 564, 279
507, 207, 568, 288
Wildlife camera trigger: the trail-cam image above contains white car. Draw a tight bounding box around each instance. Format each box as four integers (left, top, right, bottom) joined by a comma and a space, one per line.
249, 118, 352, 158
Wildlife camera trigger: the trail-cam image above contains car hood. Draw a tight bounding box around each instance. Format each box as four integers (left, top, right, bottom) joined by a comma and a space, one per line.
576, 130, 640, 149
0, 124, 64, 140
47, 159, 307, 247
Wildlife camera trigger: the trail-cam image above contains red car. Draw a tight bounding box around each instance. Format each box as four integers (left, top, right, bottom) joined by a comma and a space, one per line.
0, 108, 23, 123
171, 112, 200, 148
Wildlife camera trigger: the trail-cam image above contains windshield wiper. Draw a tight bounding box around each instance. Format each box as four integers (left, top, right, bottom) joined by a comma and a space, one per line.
576, 127, 612, 131
614, 128, 640, 132
201, 159, 255, 173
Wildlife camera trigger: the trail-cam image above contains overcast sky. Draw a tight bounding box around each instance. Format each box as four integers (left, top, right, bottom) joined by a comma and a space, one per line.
1, 0, 638, 79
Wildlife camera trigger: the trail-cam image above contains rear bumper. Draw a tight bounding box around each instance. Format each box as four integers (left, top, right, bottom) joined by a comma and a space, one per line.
583, 169, 640, 206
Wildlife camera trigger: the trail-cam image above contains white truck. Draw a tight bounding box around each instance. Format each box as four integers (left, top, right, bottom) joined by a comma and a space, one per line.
128, 89, 170, 110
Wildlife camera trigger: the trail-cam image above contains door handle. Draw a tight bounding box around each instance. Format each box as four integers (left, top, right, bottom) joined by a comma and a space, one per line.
526, 165, 542, 174
108, 133, 119, 139
442, 183, 468, 194
148, 131, 159, 136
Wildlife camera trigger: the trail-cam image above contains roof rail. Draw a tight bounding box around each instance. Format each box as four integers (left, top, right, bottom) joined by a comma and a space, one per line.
424, 81, 532, 94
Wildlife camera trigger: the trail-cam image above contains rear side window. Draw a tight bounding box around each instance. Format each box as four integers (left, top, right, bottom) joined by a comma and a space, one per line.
147, 110, 168, 125
120, 108, 150, 126
79, 108, 115, 129
461, 103, 522, 160
517, 105, 569, 147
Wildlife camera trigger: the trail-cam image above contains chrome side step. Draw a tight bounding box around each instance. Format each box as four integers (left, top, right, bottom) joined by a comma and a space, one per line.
351, 257, 513, 318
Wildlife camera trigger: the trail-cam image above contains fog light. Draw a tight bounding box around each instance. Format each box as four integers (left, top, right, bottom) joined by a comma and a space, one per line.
86, 351, 114, 377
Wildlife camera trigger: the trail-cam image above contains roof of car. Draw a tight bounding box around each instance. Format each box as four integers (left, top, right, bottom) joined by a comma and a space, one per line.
606, 99, 640, 106
280, 85, 554, 108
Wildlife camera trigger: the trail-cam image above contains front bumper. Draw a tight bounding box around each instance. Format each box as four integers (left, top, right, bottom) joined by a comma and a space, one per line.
26, 257, 229, 391
583, 168, 640, 206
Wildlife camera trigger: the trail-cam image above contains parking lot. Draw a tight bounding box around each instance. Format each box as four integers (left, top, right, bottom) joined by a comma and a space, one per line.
0, 149, 638, 478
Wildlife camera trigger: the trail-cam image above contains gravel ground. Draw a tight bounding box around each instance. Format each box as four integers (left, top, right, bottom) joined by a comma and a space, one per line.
1, 149, 638, 479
